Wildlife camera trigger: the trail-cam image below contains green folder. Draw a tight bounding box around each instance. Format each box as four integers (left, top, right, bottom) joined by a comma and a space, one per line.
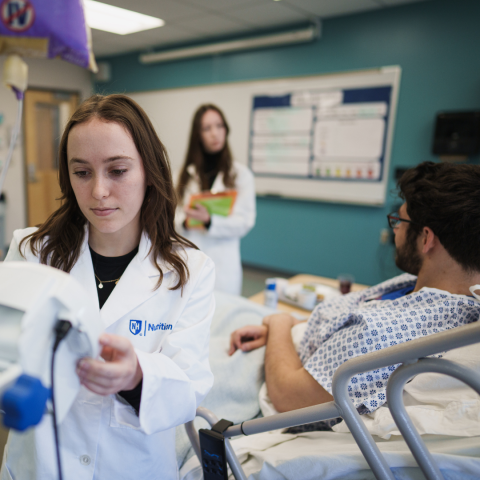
187, 191, 237, 228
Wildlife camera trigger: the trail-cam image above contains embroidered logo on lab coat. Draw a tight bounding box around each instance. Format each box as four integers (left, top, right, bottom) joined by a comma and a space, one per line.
129, 320, 173, 336
129, 320, 142, 335
147, 323, 172, 332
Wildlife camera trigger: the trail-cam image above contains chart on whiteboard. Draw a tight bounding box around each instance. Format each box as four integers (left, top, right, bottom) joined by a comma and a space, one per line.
249, 86, 392, 182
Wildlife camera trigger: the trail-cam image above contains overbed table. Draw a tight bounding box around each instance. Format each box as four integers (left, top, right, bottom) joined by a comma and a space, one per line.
248, 274, 369, 316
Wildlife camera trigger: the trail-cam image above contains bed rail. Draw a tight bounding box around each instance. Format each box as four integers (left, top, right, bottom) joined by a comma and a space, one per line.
185, 321, 480, 480
185, 407, 247, 480
386, 357, 480, 479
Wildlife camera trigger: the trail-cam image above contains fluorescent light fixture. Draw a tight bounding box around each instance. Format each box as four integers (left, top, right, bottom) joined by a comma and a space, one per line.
84, 0, 164, 35
140, 24, 320, 64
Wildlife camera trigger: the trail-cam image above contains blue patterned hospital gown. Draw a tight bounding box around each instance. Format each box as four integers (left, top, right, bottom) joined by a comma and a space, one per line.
298, 273, 480, 414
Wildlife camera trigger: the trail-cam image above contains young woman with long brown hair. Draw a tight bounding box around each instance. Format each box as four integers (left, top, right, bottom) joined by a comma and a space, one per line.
176, 104, 256, 295
1, 94, 214, 480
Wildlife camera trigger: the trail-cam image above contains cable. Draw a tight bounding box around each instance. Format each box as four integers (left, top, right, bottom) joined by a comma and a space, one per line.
0, 93, 23, 196
51, 320, 72, 480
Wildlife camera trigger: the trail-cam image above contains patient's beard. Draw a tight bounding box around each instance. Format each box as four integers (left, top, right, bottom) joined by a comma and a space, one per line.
395, 231, 422, 276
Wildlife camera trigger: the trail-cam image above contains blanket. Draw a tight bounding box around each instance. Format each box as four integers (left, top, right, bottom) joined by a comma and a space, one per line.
180, 430, 480, 480
176, 291, 274, 467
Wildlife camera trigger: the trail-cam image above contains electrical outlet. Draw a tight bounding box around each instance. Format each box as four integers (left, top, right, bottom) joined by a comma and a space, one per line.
380, 228, 390, 245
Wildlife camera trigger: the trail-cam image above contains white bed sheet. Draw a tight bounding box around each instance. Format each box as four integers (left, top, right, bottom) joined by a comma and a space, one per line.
175, 291, 275, 467
180, 430, 480, 480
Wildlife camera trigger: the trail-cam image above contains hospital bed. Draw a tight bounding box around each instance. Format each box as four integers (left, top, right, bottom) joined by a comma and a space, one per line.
177, 292, 480, 480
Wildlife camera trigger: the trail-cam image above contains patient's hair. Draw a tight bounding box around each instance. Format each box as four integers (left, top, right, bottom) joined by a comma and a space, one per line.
398, 161, 480, 272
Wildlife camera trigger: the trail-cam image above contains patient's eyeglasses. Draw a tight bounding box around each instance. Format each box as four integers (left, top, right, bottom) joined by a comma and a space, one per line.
387, 213, 414, 229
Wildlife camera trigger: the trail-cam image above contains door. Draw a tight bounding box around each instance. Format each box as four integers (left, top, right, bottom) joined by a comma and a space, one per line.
24, 89, 79, 227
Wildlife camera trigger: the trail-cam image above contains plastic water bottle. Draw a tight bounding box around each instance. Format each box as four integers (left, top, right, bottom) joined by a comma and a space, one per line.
264, 278, 278, 309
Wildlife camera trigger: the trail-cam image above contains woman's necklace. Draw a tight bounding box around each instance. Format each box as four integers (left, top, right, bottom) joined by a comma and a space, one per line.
94, 273, 122, 289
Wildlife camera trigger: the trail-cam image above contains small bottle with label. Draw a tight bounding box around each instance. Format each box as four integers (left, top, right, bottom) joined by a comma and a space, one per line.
264, 278, 278, 309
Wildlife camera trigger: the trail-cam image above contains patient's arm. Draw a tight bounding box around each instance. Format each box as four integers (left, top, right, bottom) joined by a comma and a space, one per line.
264, 315, 333, 412
229, 314, 332, 412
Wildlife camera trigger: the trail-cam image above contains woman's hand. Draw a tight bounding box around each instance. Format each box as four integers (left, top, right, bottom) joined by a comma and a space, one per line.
228, 325, 268, 355
76, 333, 143, 395
184, 203, 210, 223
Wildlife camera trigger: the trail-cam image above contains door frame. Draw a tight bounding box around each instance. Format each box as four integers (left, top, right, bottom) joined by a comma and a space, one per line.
22, 87, 81, 227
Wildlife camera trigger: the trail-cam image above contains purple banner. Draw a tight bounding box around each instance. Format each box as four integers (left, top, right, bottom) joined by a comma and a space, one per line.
0, 0, 93, 70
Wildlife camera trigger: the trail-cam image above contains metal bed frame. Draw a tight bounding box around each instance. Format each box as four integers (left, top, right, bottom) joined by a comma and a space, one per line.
185, 321, 480, 480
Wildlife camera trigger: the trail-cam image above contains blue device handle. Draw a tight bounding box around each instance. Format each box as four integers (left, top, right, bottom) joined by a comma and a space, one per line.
1, 374, 50, 431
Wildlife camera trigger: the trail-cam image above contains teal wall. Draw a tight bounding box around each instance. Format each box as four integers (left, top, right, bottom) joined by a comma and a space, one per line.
95, 0, 480, 286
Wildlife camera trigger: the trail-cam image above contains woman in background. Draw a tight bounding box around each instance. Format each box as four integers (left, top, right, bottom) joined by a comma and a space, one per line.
176, 104, 256, 295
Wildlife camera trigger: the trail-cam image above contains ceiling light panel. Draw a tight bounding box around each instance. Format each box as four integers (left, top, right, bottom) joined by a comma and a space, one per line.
110, 0, 206, 23
84, 0, 165, 35
91, 25, 204, 56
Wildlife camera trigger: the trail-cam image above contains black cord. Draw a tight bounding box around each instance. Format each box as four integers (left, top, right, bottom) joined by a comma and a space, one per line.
51, 320, 72, 480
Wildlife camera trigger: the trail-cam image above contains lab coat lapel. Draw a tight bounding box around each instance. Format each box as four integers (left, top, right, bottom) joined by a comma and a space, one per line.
187, 165, 225, 194
99, 232, 171, 329
186, 165, 201, 195
211, 171, 225, 194
69, 228, 100, 313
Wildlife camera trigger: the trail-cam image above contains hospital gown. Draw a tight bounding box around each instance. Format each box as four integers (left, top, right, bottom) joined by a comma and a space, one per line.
298, 273, 480, 415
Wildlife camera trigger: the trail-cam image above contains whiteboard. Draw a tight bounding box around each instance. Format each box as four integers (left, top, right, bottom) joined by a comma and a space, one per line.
129, 66, 401, 206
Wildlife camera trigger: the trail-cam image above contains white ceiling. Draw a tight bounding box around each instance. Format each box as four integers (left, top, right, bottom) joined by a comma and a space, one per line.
91, 0, 428, 58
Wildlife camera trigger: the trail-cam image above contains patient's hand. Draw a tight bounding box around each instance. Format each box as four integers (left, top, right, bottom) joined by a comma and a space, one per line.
229, 325, 268, 355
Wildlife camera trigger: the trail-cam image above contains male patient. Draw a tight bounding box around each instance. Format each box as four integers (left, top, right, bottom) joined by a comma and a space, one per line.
229, 161, 480, 418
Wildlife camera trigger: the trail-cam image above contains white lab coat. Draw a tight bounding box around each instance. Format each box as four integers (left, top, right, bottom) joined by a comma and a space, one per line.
1, 227, 215, 480
175, 162, 256, 296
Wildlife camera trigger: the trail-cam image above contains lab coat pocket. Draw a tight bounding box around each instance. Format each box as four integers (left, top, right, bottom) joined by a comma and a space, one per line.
109, 395, 141, 430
